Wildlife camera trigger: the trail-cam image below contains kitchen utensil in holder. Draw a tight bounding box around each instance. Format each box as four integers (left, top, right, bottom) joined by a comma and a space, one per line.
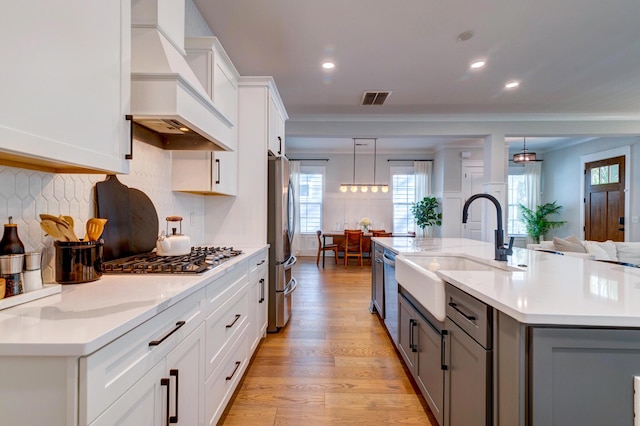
55, 240, 103, 284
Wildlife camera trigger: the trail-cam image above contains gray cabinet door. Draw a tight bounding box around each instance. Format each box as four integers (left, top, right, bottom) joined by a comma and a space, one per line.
398, 295, 417, 371
416, 316, 444, 426
530, 327, 640, 426
444, 318, 491, 426
372, 243, 385, 317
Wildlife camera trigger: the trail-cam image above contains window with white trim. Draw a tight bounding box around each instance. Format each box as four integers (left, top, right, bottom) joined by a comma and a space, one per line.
299, 167, 324, 234
391, 167, 416, 234
507, 173, 527, 235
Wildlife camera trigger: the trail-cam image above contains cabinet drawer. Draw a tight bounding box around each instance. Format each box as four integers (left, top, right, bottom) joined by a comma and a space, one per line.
205, 281, 250, 378
79, 289, 205, 425
205, 327, 249, 426
205, 262, 248, 316
445, 284, 492, 349
249, 249, 268, 280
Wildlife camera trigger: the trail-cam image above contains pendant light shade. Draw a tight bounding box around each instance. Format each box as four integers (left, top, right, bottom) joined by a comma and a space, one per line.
340, 138, 389, 193
513, 137, 538, 163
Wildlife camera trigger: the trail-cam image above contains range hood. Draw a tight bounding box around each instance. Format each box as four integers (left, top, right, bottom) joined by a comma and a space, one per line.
130, 8, 232, 151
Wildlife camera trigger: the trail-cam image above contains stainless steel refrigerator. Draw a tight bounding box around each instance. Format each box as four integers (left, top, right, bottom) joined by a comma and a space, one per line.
267, 155, 298, 332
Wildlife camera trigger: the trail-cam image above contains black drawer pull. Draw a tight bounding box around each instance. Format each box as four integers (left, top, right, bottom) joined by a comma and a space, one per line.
125, 114, 133, 160
259, 278, 265, 303
226, 314, 241, 328
256, 259, 265, 266
448, 302, 476, 321
149, 321, 186, 347
161, 377, 171, 426
226, 361, 241, 380
169, 369, 179, 423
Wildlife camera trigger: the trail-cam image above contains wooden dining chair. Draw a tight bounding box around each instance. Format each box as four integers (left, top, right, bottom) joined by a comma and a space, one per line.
344, 229, 364, 267
372, 231, 392, 237
316, 230, 339, 266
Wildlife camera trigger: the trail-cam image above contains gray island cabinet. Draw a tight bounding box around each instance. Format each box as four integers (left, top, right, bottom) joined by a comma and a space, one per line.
449, 282, 640, 426
371, 238, 640, 426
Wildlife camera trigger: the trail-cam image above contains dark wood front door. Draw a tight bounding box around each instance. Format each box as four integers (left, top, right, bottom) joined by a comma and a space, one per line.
584, 155, 625, 241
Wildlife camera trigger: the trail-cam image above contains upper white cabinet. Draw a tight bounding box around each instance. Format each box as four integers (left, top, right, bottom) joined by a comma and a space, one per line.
239, 77, 288, 157
0, 0, 131, 174
172, 150, 238, 196
185, 37, 239, 151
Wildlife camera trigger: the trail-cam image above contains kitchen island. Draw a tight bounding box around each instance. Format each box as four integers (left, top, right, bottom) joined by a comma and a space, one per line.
0, 245, 269, 425
372, 237, 640, 426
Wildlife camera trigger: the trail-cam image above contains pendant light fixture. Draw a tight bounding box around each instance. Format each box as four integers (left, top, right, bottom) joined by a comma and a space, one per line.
340, 138, 389, 193
513, 137, 538, 163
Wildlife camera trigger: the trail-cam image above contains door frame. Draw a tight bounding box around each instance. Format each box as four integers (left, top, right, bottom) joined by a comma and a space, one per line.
461, 160, 484, 240
580, 146, 630, 241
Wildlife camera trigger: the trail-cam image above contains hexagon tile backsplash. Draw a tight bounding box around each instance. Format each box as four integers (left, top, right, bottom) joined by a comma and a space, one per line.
0, 140, 205, 283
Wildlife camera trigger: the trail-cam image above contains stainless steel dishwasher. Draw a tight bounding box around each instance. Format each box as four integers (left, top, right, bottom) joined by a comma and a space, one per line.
383, 248, 398, 344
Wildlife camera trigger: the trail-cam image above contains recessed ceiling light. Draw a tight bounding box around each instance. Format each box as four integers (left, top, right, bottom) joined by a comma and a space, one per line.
457, 31, 474, 42
322, 61, 335, 70
505, 81, 520, 89
470, 60, 485, 69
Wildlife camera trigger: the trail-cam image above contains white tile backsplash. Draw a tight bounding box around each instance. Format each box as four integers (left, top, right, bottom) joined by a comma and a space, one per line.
0, 140, 206, 283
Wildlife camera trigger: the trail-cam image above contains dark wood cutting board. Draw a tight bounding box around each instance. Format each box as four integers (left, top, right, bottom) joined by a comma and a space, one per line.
96, 175, 159, 260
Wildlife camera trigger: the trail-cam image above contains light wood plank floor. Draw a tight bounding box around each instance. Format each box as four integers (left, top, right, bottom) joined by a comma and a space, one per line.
219, 256, 437, 425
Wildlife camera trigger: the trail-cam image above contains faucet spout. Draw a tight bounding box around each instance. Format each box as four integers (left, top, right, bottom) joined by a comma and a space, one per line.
462, 193, 513, 261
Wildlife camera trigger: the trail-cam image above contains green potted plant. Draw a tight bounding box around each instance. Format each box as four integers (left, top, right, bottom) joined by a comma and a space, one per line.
411, 196, 442, 236
518, 201, 566, 244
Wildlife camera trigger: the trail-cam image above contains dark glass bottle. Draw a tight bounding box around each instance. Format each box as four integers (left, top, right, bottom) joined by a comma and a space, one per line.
0, 216, 25, 255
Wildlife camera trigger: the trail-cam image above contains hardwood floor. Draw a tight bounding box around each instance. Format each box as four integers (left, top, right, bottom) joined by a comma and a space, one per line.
219, 256, 437, 425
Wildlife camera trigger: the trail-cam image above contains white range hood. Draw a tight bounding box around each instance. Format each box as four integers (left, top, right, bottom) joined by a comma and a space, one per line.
130, 0, 233, 151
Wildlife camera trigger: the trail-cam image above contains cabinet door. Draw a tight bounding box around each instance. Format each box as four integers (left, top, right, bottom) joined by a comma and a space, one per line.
398, 296, 417, 370
268, 95, 284, 157
90, 360, 165, 426
171, 151, 237, 196
0, 0, 130, 174
166, 323, 206, 426
444, 319, 491, 426
416, 317, 444, 426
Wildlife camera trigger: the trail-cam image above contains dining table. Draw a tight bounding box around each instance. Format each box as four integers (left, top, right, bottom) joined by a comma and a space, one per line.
320, 231, 414, 268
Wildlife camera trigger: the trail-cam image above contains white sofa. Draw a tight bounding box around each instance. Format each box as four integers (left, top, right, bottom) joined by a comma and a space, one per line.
527, 236, 640, 266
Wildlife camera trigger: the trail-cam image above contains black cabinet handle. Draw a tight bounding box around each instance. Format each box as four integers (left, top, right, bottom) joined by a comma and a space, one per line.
215, 159, 221, 184
226, 314, 241, 328
161, 377, 171, 426
441, 330, 448, 370
226, 361, 241, 380
410, 319, 418, 352
259, 278, 265, 303
169, 369, 179, 423
257, 259, 265, 266
277, 136, 282, 154
149, 321, 186, 347
448, 302, 476, 321
125, 114, 133, 160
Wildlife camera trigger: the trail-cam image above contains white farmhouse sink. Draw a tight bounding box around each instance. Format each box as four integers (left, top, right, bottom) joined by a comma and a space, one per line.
395, 255, 495, 322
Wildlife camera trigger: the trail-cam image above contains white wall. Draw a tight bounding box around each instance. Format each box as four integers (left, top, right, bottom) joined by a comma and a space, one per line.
542, 136, 640, 242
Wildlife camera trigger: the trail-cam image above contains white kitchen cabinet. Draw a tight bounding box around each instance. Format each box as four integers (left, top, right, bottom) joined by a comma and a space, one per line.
248, 248, 269, 352
239, 77, 288, 158
172, 150, 238, 196
268, 94, 286, 157
0, 0, 131, 174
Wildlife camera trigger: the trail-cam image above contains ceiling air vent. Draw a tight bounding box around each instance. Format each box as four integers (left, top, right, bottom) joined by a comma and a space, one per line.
361, 91, 391, 106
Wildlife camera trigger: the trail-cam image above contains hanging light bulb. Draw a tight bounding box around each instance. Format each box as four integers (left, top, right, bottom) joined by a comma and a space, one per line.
381, 185, 389, 193
361, 185, 368, 192
350, 185, 358, 192
371, 186, 379, 193
340, 185, 347, 193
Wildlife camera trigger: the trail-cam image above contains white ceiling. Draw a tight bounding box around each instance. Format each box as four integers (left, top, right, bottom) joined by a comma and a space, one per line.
193, 0, 640, 152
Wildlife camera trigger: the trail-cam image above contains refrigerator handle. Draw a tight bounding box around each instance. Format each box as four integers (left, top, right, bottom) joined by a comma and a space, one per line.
283, 277, 298, 296
283, 255, 297, 269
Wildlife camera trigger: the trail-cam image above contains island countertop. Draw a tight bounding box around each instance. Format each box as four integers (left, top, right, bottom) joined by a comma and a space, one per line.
378, 237, 640, 328
0, 246, 266, 357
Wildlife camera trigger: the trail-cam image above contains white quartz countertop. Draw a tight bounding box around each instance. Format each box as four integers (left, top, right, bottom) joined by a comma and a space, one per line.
388, 238, 640, 328
0, 246, 266, 357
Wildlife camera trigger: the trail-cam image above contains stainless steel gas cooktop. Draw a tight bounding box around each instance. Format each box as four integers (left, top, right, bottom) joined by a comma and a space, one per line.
101, 246, 243, 274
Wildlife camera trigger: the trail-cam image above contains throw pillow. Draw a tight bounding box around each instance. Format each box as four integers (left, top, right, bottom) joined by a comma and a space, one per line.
584, 240, 618, 261
553, 236, 587, 253
614, 243, 640, 266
